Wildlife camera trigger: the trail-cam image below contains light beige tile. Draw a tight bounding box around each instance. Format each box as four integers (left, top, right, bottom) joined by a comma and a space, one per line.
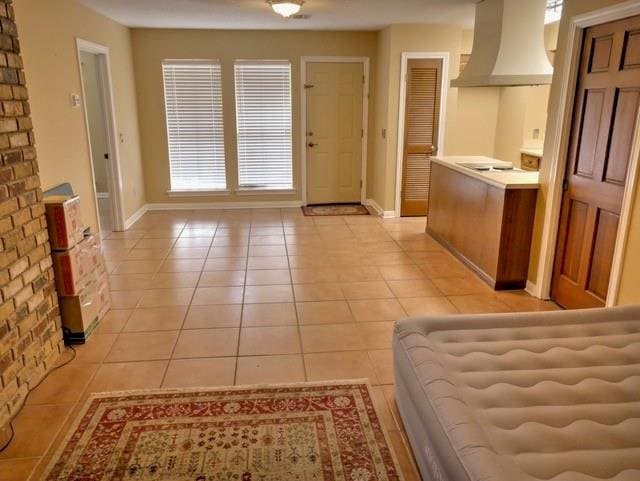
112, 260, 162, 275
109, 274, 154, 291
387, 279, 442, 298
173, 328, 239, 358
293, 283, 344, 301
26, 362, 99, 405
0, 458, 40, 481
163, 358, 236, 388
368, 349, 394, 384
125, 248, 169, 260
247, 256, 289, 269
198, 270, 245, 287
236, 355, 305, 384
448, 294, 513, 314
0, 404, 72, 459
304, 351, 379, 383
377, 265, 426, 281
297, 301, 353, 324
239, 327, 301, 355
109, 290, 146, 309
204, 257, 247, 271
341, 281, 394, 300
399, 297, 459, 316
192, 286, 244, 305
174, 237, 213, 248
135, 238, 179, 249
105, 331, 179, 362
244, 285, 293, 304
124, 306, 187, 332
245, 269, 291, 285
242, 303, 298, 326
431, 276, 493, 296
151, 272, 200, 289
72, 333, 118, 364
159, 258, 206, 273
348, 299, 407, 322
94, 309, 132, 334
84, 361, 168, 395
359, 321, 395, 349
248, 245, 287, 257
167, 247, 209, 259
137, 288, 194, 307
208, 245, 249, 258
184, 305, 242, 329
300, 324, 366, 352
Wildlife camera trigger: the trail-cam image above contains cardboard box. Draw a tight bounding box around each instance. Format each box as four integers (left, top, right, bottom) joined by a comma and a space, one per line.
44, 195, 84, 250
60, 274, 110, 343
52, 235, 97, 296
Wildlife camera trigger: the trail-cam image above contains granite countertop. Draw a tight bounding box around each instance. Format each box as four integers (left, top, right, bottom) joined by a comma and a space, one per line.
431, 156, 540, 190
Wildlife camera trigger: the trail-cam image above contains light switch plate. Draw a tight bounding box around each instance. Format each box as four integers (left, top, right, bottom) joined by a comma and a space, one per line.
70, 94, 81, 108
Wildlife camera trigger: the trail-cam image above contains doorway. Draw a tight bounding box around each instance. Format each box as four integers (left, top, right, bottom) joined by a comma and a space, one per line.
395, 53, 448, 217
303, 59, 367, 205
76, 39, 125, 234
550, 15, 640, 309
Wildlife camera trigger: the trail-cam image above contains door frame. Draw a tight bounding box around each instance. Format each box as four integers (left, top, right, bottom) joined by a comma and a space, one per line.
76, 38, 126, 232
300, 56, 370, 206
394, 52, 449, 218
536, 1, 640, 306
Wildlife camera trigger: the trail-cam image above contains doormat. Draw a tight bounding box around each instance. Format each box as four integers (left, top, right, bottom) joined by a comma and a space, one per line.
39, 381, 404, 481
302, 204, 370, 216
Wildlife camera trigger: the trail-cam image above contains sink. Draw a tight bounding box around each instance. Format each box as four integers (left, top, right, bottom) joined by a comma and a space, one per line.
456, 162, 525, 173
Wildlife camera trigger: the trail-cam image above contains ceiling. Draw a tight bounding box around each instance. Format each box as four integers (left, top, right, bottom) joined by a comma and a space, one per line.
77, 0, 477, 31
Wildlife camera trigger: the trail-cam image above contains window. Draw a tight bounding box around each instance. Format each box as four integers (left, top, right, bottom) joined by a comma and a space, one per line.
234, 61, 293, 190
162, 61, 226, 191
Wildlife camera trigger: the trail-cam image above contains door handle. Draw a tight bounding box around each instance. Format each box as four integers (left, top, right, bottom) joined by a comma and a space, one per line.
308, 142, 317, 148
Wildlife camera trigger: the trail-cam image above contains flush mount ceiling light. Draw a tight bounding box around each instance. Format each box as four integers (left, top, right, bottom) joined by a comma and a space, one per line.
268, 0, 304, 18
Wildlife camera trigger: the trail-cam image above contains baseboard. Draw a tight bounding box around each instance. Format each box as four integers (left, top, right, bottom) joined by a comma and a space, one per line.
96, 192, 110, 199
124, 203, 148, 230
364, 199, 396, 218
146, 200, 304, 211
525, 280, 541, 298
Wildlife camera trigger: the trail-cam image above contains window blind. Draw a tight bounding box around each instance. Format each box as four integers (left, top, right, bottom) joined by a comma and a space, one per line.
234, 61, 293, 189
162, 61, 226, 191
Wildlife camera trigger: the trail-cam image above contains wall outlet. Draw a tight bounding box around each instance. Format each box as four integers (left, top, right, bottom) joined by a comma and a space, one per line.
533, 128, 540, 140
70, 94, 81, 108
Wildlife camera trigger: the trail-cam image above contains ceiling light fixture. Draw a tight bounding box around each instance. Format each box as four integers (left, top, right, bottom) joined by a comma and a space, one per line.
269, 0, 304, 18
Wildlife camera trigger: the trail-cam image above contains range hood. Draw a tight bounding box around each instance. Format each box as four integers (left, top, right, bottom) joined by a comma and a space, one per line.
452, 0, 553, 87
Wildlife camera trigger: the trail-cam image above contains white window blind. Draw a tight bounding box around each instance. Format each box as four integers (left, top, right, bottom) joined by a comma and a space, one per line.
234, 61, 293, 189
162, 61, 226, 191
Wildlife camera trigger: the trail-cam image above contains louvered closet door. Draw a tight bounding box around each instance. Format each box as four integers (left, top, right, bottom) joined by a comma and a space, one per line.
401, 59, 442, 217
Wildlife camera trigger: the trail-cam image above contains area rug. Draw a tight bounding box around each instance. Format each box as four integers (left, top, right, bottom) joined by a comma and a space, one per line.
40, 381, 404, 481
302, 204, 370, 216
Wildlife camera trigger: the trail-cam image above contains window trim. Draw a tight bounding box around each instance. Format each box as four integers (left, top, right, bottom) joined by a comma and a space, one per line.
234, 59, 294, 191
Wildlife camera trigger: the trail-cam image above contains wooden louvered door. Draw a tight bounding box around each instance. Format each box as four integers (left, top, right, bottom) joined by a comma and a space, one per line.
400, 58, 442, 217
551, 16, 640, 309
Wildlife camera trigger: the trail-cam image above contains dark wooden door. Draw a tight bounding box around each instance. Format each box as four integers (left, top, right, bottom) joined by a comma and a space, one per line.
551, 16, 640, 309
400, 59, 442, 217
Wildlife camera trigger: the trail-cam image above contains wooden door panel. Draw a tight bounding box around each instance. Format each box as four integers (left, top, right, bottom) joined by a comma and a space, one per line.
587, 209, 619, 299
605, 88, 640, 184
622, 30, 640, 68
401, 59, 442, 217
589, 35, 614, 72
575, 89, 605, 178
551, 15, 640, 309
559, 199, 589, 283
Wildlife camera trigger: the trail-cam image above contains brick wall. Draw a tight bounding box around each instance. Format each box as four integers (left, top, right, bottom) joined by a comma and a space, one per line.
0, 0, 64, 440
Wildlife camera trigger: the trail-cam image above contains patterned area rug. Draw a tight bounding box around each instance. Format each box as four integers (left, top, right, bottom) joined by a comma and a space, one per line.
302, 204, 370, 216
40, 381, 403, 481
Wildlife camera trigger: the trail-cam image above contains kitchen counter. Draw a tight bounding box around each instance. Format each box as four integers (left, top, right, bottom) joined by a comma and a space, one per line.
431, 155, 539, 190
520, 147, 543, 157
427, 158, 538, 290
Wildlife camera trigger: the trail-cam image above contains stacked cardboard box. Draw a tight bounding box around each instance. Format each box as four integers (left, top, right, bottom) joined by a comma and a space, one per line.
44, 195, 111, 343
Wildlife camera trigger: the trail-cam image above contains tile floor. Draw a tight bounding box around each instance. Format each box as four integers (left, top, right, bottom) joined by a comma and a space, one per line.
0, 208, 558, 481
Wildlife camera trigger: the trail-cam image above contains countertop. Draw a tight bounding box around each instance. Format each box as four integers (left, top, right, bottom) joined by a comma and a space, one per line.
520, 147, 544, 157
431, 156, 540, 190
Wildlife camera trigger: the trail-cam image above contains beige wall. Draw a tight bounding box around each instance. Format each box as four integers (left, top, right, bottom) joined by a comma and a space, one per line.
80, 51, 109, 193
533, 0, 640, 306
130, 29, 378, 206
14, 0, 146, 231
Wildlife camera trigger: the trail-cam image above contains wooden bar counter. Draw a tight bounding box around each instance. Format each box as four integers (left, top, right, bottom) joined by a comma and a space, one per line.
427, 156, 539, 290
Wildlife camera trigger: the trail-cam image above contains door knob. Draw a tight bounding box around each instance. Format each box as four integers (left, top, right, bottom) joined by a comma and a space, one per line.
308, 142, 317, 148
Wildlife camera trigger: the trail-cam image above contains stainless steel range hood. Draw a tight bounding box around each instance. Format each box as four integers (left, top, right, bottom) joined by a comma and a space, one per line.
452, 0, 553, 88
